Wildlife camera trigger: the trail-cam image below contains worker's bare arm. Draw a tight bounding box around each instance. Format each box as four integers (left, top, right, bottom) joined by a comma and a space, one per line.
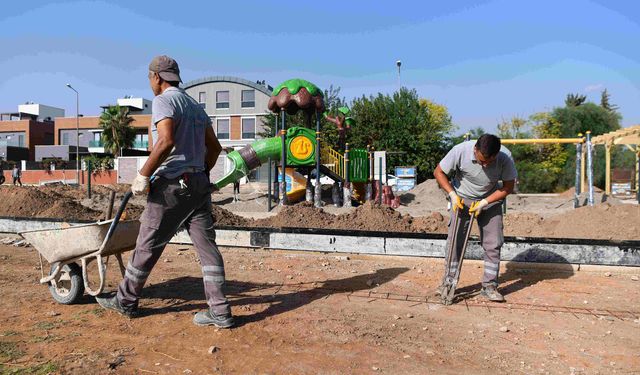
434, 164, 455, 194
484, 180, 514, 204
139, 118, 175, 177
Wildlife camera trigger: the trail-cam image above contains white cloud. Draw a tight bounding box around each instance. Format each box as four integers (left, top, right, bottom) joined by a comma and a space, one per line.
584, 83, 604, 92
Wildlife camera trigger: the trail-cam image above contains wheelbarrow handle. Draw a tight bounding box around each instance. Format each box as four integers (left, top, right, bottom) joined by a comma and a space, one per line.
103, 191, 133, 244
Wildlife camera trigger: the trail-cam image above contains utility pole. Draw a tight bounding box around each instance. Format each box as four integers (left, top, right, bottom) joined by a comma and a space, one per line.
66, 84, 80, 184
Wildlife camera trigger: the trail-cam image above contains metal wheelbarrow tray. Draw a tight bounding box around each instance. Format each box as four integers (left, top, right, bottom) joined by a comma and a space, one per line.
20, 192, 139, 304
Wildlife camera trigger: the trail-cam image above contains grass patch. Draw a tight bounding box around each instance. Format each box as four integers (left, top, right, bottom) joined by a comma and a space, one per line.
0, 331, 19, 338
0, 361, 59, 375
0, 341, 25, 362
33, 320, 63, 331
29, 334, 62, 344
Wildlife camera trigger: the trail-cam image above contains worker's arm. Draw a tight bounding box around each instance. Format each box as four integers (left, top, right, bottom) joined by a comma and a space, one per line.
433, 164, 454, 194
204, 125, 222, 173
483, 180, 515, 204
139, 118, 175, 177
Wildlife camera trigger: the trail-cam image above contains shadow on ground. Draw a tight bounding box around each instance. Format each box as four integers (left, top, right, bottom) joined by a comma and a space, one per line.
141, 267, 410, 326
454, 249, 575, 302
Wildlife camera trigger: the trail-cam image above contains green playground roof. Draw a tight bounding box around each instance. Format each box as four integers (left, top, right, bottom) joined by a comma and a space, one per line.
272, 78, 323, 97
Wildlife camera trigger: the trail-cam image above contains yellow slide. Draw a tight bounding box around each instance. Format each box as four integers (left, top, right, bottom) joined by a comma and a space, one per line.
281, 167, 308, 202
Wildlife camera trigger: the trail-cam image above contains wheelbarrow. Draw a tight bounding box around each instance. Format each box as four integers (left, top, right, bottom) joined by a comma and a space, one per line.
20, 192, 140, 304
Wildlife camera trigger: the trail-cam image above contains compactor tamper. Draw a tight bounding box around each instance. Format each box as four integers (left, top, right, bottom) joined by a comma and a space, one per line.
441, 202, 476, 305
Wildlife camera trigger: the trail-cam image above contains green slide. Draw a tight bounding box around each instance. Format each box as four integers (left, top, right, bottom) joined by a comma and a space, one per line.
212, 137, 282, 190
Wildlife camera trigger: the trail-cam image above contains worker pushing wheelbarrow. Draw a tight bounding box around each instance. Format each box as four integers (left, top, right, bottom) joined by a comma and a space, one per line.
433, 134, 518, 304
23, 55, 235, 329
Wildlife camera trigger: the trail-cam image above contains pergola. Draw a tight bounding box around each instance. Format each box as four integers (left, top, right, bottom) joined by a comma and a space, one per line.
591, 125, 640, 196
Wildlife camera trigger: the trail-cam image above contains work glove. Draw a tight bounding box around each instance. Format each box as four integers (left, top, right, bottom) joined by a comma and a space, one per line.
469, 199, 489, 217
131, 173, 150, 196
448, 191, 464, 212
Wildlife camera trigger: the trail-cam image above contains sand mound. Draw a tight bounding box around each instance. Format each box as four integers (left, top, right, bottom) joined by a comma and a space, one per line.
0, 186, 101, 221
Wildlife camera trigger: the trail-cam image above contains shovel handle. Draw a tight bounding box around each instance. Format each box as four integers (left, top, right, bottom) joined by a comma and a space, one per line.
103, 191, 133, 244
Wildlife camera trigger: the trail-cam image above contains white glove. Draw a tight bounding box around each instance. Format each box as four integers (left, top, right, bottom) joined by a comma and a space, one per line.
448, 191, 464, 212
131, 173, 150, 196
469, 199, 489, 217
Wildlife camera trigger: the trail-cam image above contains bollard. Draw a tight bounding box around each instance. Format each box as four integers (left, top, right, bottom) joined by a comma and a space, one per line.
574, 134, 582, 208
267, 158, 272, 212
343, 143, 352, 207
279, 111, 287, 206
365, 145, 372, 201
586, 131, 594, 206
378, 158, 383, 205
314, 110, 322, 208
87, 162, 92, 199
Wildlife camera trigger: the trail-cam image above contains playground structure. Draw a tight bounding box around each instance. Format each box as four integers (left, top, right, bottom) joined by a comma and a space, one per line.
213, 79, 373, 209
591, 125, 640, 199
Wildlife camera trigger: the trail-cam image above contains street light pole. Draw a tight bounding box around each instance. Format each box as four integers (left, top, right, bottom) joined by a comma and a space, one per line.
66, 84, 80, 184
396, 60, 402, 90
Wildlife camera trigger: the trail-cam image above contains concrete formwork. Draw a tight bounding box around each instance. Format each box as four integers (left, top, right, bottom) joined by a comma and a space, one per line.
4, 218, 639, 267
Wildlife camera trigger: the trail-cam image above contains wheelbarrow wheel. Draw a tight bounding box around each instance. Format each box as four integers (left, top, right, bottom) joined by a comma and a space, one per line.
48, 262, 84, 304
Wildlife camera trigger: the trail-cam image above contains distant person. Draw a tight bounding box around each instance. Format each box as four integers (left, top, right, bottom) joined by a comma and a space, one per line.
12, 165, 22, 186
0, 162, 5, 184
433, 134, 517, 302
233, 180, 240, 202
96, 55, 233, 328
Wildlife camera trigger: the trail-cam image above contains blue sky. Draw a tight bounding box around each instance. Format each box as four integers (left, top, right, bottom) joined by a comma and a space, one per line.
1, 0, 639, 133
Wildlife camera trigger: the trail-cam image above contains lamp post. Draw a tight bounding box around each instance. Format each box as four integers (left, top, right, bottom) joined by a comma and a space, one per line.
396, 60, 402, 89
65, 84, 80, 184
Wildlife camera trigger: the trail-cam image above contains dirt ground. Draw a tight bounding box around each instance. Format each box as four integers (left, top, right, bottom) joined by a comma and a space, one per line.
0, 183, 637, 240
1, 242, 639, 374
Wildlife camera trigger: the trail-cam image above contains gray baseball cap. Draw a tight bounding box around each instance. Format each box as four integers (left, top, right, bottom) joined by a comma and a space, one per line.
149, 55, 182, 83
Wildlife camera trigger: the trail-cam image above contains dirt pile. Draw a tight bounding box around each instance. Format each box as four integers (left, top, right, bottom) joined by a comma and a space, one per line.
212, 205, 251, 226
0, 186, 101, 221
252, 201, 415, 232
514, 203, 639, 240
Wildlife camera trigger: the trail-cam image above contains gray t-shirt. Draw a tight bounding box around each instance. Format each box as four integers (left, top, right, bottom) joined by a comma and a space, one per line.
151, 87, 212, 179
439, 140, 517, 200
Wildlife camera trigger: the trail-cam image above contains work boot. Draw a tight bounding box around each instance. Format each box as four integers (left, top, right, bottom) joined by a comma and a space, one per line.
480, 285, 505, 302
193, 310, 235, 328
95, 294, 138, 318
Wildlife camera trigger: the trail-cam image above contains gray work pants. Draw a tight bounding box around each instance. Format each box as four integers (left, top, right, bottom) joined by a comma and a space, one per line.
117, 172, 230, 316
443, 201, 504, 287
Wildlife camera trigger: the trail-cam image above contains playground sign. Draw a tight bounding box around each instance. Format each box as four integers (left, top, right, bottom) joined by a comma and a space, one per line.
394, 166, 416, 192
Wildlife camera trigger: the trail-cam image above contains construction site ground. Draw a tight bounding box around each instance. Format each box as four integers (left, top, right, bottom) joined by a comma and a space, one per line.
0, 182, 638, 374
1, 243, 639, 374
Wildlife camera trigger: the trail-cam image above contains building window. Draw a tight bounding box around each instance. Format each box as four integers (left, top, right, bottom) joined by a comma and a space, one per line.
241, 118, 256, 139
18, 134, 25, 147
216, 91, 229, 109
241, 90, 255, 108
216, 119, 230, 139
62, 133, 70, 145
198, 91, 206, 109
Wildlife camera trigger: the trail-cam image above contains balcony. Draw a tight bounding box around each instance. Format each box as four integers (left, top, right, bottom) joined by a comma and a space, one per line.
132, 140, 149, 149
89, 140, 104, 147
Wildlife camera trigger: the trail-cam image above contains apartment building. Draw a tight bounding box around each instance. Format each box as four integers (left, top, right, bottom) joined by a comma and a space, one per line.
0, 103, 59, 160
182, 76, 272, 180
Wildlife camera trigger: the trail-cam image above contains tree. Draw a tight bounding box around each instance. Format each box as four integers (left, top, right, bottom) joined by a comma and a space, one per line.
565, 93, 587, 107
498, 113, 569, 193
552, 102, 621, 137
348, 88, 453, 181
497, 117, 527, 138
600, 89, 619, 112
99, 105, 136, 156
